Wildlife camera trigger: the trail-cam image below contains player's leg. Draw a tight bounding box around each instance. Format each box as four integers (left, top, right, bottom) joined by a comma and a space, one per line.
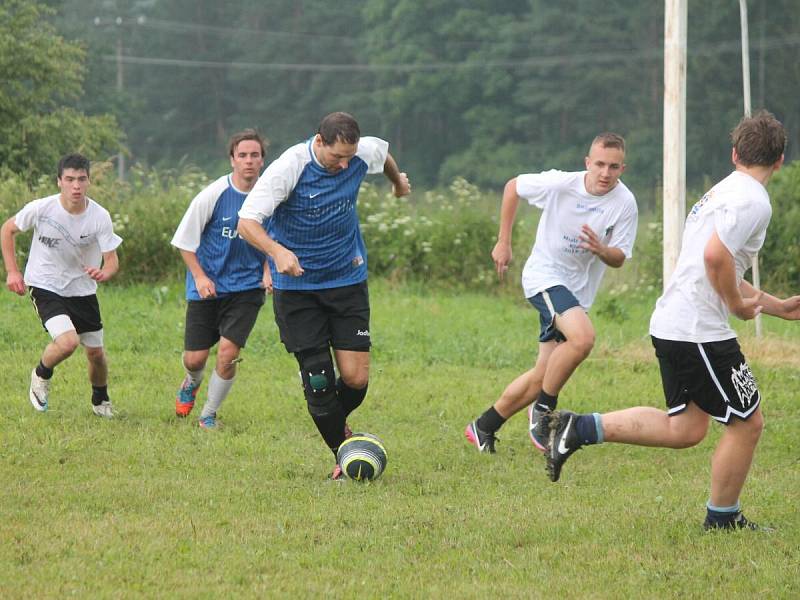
327, 282, 371, 424
28, 288, 82, 411
466, 341, 556, 453
199, 289, 266, 428
176, 299, 218, 417
526, 286, 590, 420
545, 336, 711, 482
275, 288, 347, 477
709, 407, 763, 507
70, 294, 114, 418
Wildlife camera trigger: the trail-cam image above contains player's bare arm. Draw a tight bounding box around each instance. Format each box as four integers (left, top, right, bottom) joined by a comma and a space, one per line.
383, 153, 410, 198
491, 178, 520, 280
740, 279, 800, 320
1, 217, 25, 295
704, 231, 762, 320
261, 261, 273, 294
237, 218, 303, 277
178, 249, 216, 298
85, 250, 119, 283
578, 224, 626, 268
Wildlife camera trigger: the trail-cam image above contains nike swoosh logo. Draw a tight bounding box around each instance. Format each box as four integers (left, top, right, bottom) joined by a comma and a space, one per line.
32, 392, 46, 407
80, 234, 90, 238
310, 192, 322, 198
222, 216, 233, 221
557, 416, 574, 454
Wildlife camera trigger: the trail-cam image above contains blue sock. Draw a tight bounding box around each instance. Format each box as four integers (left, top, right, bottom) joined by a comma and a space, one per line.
574, 413, 603, 445
706, 501, 740, 523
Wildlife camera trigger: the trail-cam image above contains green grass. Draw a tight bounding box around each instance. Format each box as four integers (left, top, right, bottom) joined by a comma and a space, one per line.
1, 280, 799, 598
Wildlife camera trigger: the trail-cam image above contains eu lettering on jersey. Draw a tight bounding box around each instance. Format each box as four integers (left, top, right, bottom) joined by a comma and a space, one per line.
221, 226, 238, 240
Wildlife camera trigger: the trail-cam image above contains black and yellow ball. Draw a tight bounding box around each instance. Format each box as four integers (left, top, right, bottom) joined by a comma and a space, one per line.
336, 432, 387, 481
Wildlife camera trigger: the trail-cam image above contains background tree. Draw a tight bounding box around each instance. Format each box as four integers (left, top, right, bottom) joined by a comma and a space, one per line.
0, 0, 121, 182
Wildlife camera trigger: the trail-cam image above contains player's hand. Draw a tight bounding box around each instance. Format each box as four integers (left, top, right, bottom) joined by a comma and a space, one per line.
731, 292, 763, 320
779, 294, 800, 320
84, 266, 112, 283
491, 241, 512, 281
6, 271, 26, 295
194, 275, 217, 298
578, 224, 605, 256
273, 247, 304, 277
392, 173, 411, 198
261, 269, 274, 294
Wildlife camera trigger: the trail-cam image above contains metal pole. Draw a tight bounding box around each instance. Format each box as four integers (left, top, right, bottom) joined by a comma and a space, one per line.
739, 0, 761, 337
663, 0, 687, 289
116, 35, 125, 181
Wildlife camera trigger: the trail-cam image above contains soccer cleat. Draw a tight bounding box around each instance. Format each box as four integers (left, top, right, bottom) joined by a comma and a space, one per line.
175, 376, 201, 417
92, 400, 114, 418
464, 421, 497, 454
198, 413, 217, 429
29, 369, 50, 412
528, 404, 551, 452
703, 512, 772, 532
546, 410, 581, 482
330, 463, 345, 481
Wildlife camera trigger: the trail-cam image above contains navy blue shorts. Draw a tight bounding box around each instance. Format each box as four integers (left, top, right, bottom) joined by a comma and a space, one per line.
527, 285, 582, 343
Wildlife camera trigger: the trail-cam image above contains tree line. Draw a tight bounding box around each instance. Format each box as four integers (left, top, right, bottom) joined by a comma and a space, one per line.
3, 0, 799, 209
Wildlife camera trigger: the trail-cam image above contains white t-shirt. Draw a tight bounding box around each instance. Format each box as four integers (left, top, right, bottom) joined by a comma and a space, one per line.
14, 194, 122, 297
517, 170, 638, 309
649, 171, 772, 342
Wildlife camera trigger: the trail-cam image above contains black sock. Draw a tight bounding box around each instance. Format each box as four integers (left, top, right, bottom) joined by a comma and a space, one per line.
92, 385, 109, 406
535, 390, 558, 412
310, 410, 347, 458
574, 414, 600, 445
36, 361, 54, 380
336, 378, 367, 417
476, 406, 506, 434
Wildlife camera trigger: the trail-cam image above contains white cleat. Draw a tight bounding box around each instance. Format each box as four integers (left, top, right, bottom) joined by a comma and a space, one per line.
29, 369, 50, 412
92, 400, 114, 419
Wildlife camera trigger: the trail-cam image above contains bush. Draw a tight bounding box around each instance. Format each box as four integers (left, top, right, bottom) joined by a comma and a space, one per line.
761, 161, 800, 295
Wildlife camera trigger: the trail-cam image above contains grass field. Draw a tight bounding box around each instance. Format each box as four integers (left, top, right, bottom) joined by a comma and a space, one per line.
1, 280, 799, 598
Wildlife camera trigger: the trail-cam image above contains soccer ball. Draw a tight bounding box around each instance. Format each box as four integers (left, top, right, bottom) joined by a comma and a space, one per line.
336, 432, 388, 481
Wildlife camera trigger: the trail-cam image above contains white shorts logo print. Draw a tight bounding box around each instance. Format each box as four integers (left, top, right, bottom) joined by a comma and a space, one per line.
730, 362, 759, 408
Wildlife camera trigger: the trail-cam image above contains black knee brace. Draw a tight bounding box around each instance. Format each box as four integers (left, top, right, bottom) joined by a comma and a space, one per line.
296, 348, 337, 417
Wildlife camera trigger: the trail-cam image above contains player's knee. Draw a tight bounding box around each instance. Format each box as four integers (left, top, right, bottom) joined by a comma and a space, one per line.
84, 345, 105, 363
738, 410, 764, 443
341, 371, 368, 390
570, 333, 595, 359
296, 348, 337, 417
182, 351, 208, 372
216, 340, 241, 369
55, 331, 80, 355
673, 421, 708, 448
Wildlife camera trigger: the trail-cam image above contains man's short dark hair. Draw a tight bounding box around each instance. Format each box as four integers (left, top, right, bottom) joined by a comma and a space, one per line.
731, 110, 786, 167
317, 112, 360, 146
590, 133, 626, 153
228, 129, 268, 158
57, 154, 91, 178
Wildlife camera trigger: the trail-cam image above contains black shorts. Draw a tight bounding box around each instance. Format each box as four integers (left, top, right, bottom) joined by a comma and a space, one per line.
30, 287, 102, 333
184, 288, 265, 351
651, 336, 761, 424
272, 281, 370, 353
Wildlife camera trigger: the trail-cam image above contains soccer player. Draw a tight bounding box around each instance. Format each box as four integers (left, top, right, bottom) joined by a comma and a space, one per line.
546, 111, 796, 531
171, 129, 270, 429
1, 154, 122, 417
466, 133, 638, 453
238, 112, 410, 479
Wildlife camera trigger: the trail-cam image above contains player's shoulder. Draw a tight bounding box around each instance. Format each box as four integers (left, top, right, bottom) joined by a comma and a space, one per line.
612, 179, 637, 206
85, 197, 114, 220
518, 169, 577, 189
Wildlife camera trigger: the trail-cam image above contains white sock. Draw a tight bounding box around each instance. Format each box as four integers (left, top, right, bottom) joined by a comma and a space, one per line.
184, 365, 205, 387
201, 371, 234, 418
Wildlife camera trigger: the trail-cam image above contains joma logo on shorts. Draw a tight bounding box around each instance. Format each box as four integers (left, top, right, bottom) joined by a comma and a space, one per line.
356, 329, 370, 336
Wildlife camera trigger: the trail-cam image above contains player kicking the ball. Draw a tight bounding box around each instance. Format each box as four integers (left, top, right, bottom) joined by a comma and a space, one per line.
547, 111, 799, 531
238, 112, 410, 479
466, 133, 638, 453
1, 154, 122, 417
